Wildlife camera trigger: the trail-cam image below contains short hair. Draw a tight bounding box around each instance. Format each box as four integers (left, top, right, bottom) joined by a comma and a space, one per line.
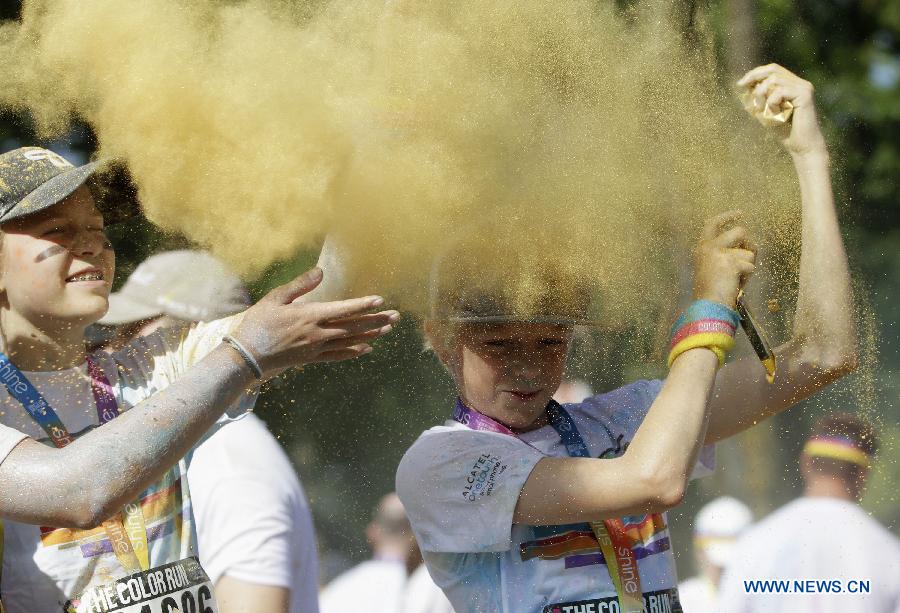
804, 413, 878, 480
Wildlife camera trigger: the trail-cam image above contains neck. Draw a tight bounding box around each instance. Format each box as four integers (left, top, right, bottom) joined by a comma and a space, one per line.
1, 310, 87, 371
804, 475, 856, 502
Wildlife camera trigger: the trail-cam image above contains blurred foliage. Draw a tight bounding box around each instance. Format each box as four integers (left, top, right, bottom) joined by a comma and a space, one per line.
0, 0, 897, 582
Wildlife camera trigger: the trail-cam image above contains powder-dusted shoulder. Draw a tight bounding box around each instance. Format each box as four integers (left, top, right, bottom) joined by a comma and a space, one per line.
397, 422, 545, 554
565, 379, 664, 435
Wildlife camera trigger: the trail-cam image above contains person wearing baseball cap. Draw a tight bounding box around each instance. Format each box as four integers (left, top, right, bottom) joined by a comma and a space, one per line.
97, 250, 253, 349
0, 145, 398, 612
395, 63, 860, 613
99, 250, 320, 613
678, 496, 753, 612
718, 414, 900, 613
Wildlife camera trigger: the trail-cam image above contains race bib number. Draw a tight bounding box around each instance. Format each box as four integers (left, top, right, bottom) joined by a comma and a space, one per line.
64, 557, 218, 613
544, 587, 683, 613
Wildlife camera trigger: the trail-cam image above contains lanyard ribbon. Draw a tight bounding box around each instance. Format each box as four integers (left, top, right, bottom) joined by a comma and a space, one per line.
452, 399, 645, 613
0, 352, 150, 574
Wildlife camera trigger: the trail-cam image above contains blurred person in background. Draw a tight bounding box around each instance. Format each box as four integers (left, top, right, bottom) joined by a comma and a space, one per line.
552, 377, 593, 405
319, 493, 422, 613
678, 496, 753, 612
718, 414, 900, 612
99, 249, 319, 613
401, 564, 456, 613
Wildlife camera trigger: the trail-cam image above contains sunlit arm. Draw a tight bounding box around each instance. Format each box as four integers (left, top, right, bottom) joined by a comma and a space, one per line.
215, 576, 291, 613
514, 349, 718, 525
706, 148, 858, 443
0, 345, 255, 529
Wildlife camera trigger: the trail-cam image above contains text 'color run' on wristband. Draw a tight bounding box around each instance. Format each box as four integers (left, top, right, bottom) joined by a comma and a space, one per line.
668, 300, 739, 368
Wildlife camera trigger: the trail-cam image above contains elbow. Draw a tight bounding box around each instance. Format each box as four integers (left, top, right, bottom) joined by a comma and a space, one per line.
635, 463, 687, 512
76, 506, 112, 531
805, 344, 860, 381
73, 487, 121, 530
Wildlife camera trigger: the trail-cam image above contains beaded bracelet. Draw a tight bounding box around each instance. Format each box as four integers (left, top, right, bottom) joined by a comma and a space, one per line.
667, 300, 740, 368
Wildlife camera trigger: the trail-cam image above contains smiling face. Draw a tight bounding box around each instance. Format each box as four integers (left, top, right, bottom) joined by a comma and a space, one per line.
0, 187, 115, 332
431, 321, 574, 431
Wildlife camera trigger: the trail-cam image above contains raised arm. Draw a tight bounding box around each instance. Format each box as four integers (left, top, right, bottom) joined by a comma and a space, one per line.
0, 268, 399, 528
515, 216, 755, 524
705, 64, 858, 443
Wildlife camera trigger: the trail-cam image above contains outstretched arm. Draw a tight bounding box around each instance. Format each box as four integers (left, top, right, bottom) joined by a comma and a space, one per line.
705, 64, 858, 443
0, 268, 398, 528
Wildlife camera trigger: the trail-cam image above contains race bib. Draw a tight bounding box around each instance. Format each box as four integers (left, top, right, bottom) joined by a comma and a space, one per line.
64, 557, 217, 613
544, 587, 683, 613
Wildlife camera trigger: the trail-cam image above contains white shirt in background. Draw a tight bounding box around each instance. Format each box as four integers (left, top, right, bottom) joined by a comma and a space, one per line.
319, 558, 408, 613
189, 412, 319, 613
677, 575, 717, 613
401, 564, 456, 613
718, 497, 900, 613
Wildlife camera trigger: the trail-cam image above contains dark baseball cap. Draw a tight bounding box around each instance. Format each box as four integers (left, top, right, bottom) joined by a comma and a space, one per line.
0, 146, 140, 225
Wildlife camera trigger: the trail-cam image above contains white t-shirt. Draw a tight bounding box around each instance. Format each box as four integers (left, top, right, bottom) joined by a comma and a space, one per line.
0, 316, 250, 612
189, 412, 319, 613
718, 497, 900, 613
401, 564, 456, 613
0, 423, 27, 468
677, 576, 717, 613
319, 558, 408, 613
396, 379, 716, 613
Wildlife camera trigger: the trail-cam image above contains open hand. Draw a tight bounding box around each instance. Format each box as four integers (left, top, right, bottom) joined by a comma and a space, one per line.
232, 267, 399, 377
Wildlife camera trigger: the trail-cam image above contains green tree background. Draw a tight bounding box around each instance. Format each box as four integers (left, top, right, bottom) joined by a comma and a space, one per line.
0, 0, 896, 581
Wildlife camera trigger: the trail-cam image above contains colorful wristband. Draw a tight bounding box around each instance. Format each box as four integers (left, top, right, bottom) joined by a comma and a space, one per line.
667, 301, 739, 368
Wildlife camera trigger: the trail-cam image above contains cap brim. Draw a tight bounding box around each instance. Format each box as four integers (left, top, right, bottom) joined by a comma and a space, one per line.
98, 292, 163, 326
1, 160, 141, 226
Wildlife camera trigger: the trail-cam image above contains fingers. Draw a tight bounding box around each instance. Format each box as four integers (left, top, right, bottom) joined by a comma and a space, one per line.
737, 63, 798, 89
324, 325, 393, 349
313, 344, 374, 363
702, 210, 742, 241
729, 247, 757, 263
714, 226, 751, 250
304, 295, 387, 322
322, 311, 400, 336
752, 75, 777, 110
266, 268, 324, 304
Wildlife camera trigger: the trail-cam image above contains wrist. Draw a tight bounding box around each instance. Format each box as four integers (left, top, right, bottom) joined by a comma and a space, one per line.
668, 300, 739, 369
790, 142, 830, 165
220, 335, 265, 381
212, 344, 259, 387
693, 292, 737, 309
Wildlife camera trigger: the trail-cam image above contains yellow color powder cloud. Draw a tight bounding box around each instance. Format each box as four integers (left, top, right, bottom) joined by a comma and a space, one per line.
0, 0, 801, 324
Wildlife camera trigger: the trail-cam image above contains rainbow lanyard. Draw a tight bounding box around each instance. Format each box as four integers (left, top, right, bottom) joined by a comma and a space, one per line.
0, 352, 150, 574
452, 399, 645, 613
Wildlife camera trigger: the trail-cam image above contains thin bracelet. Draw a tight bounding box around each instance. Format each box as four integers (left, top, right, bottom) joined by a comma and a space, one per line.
222, 335, 264, 380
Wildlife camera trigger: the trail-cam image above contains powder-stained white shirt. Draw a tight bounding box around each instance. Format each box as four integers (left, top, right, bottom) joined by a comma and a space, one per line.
319, 559, 409, 613
718, 497, 900, 613
0, 316, 249, 612
189, 412, 319, 613
397, 380, 715, 613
